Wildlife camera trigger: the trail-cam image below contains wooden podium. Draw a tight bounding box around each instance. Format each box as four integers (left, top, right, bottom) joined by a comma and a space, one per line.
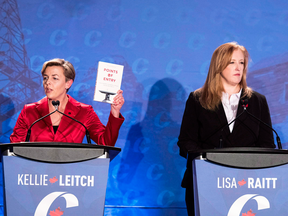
191, 147, 288, 216
0, 142, 121, 216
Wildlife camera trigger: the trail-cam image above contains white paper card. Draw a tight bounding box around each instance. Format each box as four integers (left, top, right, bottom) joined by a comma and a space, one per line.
93, 61, 124, 104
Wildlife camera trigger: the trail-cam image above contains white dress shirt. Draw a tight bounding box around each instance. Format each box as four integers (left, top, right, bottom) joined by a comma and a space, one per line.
221, 89, 242, 133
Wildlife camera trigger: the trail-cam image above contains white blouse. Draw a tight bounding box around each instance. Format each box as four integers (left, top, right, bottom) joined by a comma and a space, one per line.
221, 89, 242, 133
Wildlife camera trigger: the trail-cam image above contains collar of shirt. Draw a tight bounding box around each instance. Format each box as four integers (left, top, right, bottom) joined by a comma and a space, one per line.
221, 88, 242, 132
221, 88, 242, 106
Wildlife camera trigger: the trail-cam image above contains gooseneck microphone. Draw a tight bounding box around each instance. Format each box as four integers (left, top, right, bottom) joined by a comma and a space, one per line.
218, 99, 282, 149
25, 103, 58, 142
241, 99, 282, 150
204, 101, 248, 148
25, 100, 92, 144
52, 100, 92, 144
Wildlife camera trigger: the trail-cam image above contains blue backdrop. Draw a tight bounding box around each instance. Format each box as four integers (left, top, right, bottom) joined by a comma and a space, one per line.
1, 0, 288, 215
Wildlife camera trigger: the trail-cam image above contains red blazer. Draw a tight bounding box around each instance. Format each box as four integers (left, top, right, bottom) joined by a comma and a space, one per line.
10, 95, 124, 146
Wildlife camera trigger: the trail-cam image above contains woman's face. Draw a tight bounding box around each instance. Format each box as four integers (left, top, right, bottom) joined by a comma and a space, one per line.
221, 49, 244, 88
42, 66, 71, 101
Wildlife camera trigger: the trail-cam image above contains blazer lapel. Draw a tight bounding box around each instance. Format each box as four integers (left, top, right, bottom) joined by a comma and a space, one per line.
216, 102, 230, 135
35, 97, 54, 134
56, 95, 81, 138
232, 91, 246, 132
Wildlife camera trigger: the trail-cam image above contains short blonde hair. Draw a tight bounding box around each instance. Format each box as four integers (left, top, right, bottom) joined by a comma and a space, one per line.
41, 58, 75, 92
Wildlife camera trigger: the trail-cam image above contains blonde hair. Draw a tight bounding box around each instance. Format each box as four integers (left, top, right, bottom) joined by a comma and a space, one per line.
195, 42, 252, 110
41, 58, 75, 92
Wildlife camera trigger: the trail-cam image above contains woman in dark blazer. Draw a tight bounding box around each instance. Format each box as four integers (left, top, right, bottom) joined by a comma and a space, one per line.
10, 58, 124, 145
177, 42, 276, 216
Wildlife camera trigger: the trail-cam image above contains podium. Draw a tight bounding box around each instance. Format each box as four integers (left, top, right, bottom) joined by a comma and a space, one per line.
191, 147, 288, 216
0, 142, 121, 216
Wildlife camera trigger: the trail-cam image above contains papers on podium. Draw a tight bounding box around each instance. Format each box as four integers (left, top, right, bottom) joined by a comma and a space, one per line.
93, 61, 124, 104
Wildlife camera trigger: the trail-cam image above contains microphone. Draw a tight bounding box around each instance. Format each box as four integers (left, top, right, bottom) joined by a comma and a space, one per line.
52, 100, 59, 110
203, 101, 247, 148
25, 100, 92, 144
25, 101, 58, 142
241, 99, 282, 150
51, 100, 92, 144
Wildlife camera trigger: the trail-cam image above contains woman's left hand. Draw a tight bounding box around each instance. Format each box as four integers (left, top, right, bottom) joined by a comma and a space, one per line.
111, 90, 125, 118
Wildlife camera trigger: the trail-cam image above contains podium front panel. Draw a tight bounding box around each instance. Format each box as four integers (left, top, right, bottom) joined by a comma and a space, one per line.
193, 159, 288, 216
2, 156, 110, 215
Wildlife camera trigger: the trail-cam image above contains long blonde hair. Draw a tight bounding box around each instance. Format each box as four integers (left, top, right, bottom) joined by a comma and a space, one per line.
195, 42, 252, 110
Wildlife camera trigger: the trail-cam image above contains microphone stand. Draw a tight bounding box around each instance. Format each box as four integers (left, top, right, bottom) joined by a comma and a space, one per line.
204, 104, 247, 148
219, 108, 246, 148
25, 100, 92, 144
25, 109, 57, 142
242, 106, 282, 150
220, 100, 282, 150
219, 98, 282, 150
52, 101, 92, 144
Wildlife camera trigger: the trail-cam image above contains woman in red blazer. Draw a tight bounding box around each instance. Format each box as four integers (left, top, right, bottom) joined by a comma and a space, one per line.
10, 58, 124, 146
177, 42, 276, 216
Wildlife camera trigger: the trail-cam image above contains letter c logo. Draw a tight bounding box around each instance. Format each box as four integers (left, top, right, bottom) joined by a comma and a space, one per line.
228, 194, 270, 216
34, 192, 79, 216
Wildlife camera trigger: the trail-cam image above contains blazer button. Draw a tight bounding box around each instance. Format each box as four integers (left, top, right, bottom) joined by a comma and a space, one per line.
68, 112, 71, 115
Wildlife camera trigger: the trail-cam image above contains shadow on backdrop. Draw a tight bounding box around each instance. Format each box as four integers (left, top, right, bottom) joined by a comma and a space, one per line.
112, 78, 187, 215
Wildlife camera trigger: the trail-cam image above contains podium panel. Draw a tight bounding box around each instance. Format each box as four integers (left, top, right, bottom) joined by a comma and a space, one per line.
193, 159, 288, 216
2, 156, 110, 215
